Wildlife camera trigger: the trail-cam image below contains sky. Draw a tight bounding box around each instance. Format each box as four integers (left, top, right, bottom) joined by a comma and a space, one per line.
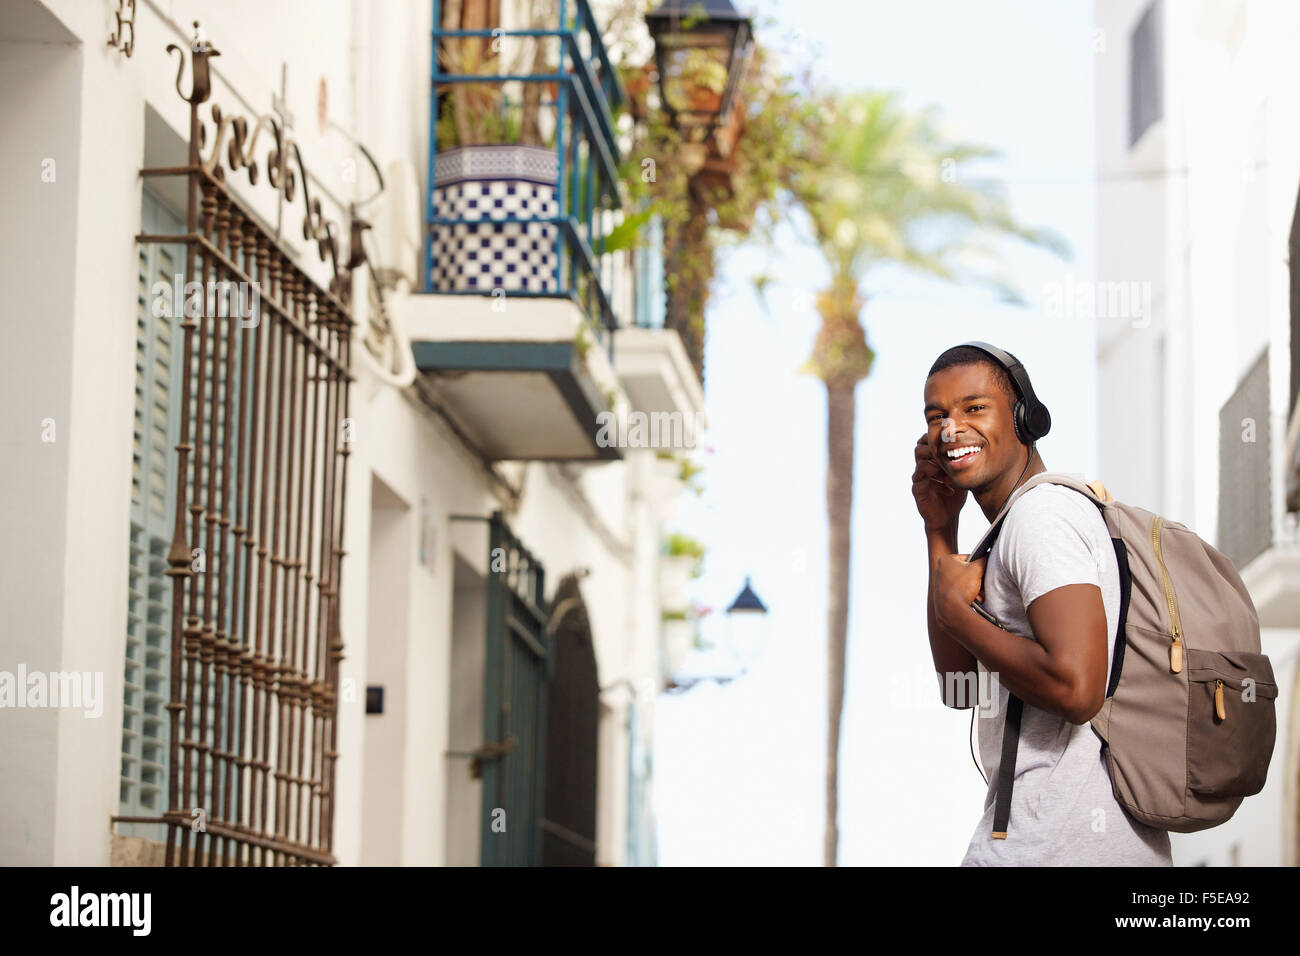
653, 0, 1100, 866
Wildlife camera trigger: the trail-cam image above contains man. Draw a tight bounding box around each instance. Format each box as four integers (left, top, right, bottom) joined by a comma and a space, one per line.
912, 343, 1171, 866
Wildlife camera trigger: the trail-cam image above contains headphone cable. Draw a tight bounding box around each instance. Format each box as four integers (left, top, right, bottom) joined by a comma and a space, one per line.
998, 440, 1037, 519
970, 706, 987, 785
968, 440, 1036, 785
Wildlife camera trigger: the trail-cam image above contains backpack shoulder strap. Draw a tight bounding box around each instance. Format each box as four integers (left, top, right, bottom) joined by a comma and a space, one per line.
1086, 479, 1115, 502
970, 472, 1104, 560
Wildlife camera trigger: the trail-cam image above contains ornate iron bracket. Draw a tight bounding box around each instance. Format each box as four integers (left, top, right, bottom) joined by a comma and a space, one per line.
108, 0, 136, 58
165, 22, 368, 302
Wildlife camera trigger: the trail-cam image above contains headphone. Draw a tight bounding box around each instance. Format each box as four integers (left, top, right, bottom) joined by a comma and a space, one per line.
958, 341, 1052, 445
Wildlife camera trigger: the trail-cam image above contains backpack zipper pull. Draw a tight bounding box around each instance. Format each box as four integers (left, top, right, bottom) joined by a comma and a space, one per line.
1152, 516, 1185, 673
1215, 679, 1226, 721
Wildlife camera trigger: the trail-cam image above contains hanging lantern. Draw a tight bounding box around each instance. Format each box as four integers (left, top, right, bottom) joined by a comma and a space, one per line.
646, 0, 754, 139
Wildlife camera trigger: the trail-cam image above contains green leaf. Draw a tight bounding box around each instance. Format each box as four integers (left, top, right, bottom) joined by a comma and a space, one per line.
601, 208, 655, 254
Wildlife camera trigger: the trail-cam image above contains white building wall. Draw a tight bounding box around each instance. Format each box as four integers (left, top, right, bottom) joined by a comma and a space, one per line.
1095, 0, 1168, 517
0, 5, 86, 868
359, 475, 412, 866
1, 0, 676, 866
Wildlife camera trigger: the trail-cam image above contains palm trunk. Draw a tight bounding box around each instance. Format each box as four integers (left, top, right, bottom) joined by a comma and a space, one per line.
824, 377, 856, 867
519, 1, 548, 145
663, 191, 710, 384
442, 0, 499, 146
811, 279, 872, 868
441, 0, 472, 146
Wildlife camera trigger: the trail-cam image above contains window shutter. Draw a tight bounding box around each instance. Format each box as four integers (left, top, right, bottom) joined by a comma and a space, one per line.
1129, 1, 1164, 148
120, 190, 185, 836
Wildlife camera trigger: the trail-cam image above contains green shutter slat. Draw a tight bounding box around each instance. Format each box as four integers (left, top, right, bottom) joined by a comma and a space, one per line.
119, 189, 184, 841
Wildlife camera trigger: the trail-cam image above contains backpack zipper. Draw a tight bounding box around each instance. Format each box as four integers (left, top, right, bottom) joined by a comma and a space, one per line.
1151, 515, 1184, 672
1214, 679, 1226, 721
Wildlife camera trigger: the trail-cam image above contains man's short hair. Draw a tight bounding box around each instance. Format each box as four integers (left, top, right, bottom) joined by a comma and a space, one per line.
927, 345, 1019, 407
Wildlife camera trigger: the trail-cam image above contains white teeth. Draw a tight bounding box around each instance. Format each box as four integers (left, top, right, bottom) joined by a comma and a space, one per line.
946, 445, 980, 460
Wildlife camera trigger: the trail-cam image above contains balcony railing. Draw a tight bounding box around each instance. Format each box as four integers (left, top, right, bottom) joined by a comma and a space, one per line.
425, 0, 627, 348
632, 212, 666, 330
1218, 348, 1273, 568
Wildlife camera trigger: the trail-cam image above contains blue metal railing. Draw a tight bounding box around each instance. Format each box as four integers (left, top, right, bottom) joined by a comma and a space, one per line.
426, 0, 628, 350
633, 212, 666, 330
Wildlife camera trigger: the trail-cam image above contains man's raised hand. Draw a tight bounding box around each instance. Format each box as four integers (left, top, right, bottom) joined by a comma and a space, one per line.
933, 553, 988, 629
912, 434, 967, 532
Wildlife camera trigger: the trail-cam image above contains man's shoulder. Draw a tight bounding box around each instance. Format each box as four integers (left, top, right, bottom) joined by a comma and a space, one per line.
1007, 480, 1102, 524
997, 481, 1109, 553
991, 479, 1118, 607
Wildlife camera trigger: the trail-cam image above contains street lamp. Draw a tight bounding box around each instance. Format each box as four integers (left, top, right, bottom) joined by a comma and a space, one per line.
726, 575, 768, 614
646, 0, 754, 140
725, 575, 768, 673
665, 575, 769, 693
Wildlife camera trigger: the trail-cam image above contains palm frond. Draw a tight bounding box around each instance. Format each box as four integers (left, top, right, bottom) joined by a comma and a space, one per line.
789, 89, 1069, 298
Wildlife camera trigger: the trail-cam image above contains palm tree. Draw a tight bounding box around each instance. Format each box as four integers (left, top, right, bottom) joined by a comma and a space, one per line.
791, 90, 1066, 867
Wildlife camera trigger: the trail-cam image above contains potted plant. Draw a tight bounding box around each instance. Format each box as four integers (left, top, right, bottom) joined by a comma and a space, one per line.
431, 5, 561, 294
659, 531, 704, 608
683, 48, 727, 115
661, 608, 695, 675
662, 602, 714, 676
621, 62, 654, 122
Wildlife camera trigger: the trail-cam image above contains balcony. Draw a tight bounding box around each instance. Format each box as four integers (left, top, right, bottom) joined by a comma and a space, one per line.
410, 0, 629, 461
1220, 348, 1300, 626
615, 212, 706, 426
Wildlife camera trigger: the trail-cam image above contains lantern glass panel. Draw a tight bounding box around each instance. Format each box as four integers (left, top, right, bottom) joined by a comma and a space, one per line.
655, 27, 736, 125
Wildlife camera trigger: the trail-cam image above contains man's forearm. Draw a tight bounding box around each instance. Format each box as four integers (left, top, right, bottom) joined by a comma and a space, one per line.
926, 527, 978, 702
936, 595, 1081, 720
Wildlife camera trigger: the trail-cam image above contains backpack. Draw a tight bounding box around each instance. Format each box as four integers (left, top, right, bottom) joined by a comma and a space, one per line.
969, 472, 1278, 838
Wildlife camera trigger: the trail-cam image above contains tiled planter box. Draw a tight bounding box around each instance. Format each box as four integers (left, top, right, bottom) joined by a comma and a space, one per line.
429, 144, 560, 293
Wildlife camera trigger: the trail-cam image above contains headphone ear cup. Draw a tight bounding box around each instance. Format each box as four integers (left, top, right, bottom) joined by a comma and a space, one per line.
1026, 402, 1052, 441
1012, 399, 1028, 444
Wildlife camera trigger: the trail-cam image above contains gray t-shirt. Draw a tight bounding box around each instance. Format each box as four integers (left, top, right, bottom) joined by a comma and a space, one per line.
961, 483, 1173, 866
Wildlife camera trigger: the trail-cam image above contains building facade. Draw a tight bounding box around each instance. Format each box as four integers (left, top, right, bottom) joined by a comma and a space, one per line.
1095, 0, 1300, 865
0, 0, 702, 866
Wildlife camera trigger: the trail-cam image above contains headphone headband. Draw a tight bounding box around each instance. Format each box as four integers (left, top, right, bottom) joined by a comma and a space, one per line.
957, 340, 1052, 442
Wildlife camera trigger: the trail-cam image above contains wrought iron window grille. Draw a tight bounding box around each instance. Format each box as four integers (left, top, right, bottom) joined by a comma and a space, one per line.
117, 23, 370, 866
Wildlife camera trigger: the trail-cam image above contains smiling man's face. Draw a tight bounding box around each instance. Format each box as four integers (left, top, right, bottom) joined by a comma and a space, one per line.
923, 362, 1023, 492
